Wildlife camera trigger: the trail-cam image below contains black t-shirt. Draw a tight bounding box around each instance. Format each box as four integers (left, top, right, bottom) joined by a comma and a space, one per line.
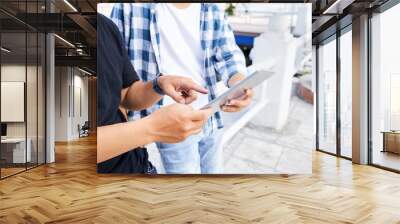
97, 14, 149, 173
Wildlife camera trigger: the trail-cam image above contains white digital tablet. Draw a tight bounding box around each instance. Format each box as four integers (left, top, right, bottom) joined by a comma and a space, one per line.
199, 70, 274, 113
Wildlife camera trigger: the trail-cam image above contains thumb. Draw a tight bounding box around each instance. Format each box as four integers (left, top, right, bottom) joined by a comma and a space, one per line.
189, 108, 212, 121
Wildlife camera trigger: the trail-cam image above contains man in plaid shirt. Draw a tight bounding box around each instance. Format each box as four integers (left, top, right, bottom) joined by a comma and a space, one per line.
110, 3, 252, 174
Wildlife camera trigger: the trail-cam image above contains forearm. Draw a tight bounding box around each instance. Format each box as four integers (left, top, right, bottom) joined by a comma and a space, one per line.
97, 117, 155, 163
122, 81, 162, 111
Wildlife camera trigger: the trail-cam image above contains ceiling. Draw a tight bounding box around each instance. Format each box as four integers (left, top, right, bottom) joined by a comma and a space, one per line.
1, 0, 96, 73
310, 0, 390, 43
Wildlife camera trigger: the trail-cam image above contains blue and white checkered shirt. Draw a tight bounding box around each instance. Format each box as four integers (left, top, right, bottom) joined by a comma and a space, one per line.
110, 3, 247, 128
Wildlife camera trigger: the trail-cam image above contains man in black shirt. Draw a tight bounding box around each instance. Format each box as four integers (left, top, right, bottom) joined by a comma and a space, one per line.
97, 14, 212, 173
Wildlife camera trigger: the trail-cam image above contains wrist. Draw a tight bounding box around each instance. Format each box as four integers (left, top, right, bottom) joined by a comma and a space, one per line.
140, 115, 156, 143
141, 114, 160, 143
152, 75, 165, 95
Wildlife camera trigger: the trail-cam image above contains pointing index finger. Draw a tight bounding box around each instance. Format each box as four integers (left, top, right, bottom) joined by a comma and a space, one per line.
183, 81, 208, 94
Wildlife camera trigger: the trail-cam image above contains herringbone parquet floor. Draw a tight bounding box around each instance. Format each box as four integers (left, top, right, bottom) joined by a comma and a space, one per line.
1, 135, 400, 224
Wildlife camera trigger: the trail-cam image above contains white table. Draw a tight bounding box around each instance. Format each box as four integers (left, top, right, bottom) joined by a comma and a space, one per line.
1, 138, 31, 163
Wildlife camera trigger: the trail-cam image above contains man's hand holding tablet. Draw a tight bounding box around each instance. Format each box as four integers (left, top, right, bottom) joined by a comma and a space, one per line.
199, 70, 274, 113
221, 74, 253, 112
221, 89, 253, 112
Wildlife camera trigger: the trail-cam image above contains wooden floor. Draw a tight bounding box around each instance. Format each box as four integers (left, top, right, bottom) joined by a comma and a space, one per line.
1, 167, 26, 178
1, 135, 400, 224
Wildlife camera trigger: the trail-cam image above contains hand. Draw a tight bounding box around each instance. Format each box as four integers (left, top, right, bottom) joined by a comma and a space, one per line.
221, 89, 253, 112
158, 75, 208, 104
222, 73, 253, 112
146, 103, 212, 143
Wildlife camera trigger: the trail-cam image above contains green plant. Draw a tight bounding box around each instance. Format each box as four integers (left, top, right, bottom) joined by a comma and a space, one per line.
225, 3, 235, 16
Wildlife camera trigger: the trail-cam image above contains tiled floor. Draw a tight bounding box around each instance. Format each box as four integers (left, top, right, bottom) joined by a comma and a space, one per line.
148, 95, 313, 174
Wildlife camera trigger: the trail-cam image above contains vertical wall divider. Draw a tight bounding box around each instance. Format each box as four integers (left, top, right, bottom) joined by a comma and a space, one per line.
80, 88, 82, 117
367, 11, 373, 165
72, 68, 74, 118
44, 34, 47, 163
59, 68, 62, 117
44, 17, 47, 164
37, 0, 39, 168
25, 0, 28, 171
336, 22, 342, 157
316, 45, 320, 151
352, 14, 369, 164
0, 20, 2, 179
69, 70, 71, 118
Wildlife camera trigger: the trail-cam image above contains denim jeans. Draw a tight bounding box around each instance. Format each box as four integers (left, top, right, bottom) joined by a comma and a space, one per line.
156, 119, 223, 174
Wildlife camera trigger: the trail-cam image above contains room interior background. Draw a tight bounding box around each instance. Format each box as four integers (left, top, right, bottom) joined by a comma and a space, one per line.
0, 0, 97, 179
1, 0, 398, 178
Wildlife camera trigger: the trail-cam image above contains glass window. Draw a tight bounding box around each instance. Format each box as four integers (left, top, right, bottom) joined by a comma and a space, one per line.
318, 36, 337, 154
27, 0, 43, 168
340, 29, 352, 158
27, 30, 39, 169
0, 0, 46, 179
371, 3, 400, 171
1, 25, 28, 178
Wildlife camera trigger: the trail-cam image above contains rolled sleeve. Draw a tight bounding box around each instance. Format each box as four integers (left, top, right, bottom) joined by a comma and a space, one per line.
213, 12, 247, 87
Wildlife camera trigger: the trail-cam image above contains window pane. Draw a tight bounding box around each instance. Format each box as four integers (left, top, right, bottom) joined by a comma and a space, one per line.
26, 31, 38, 169
340, 29, 352, 158
371, 3, 400, 171
318, 37, 337, 154
1, 15, 28, 177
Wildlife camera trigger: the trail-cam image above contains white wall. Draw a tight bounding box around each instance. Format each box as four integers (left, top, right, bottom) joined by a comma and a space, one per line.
1, 82, 24, 122
1, 65, 33, 138
54, 67, 89, 141
1, 65, 25, 127
55, 67, 69, 141
71, 73, 89, 138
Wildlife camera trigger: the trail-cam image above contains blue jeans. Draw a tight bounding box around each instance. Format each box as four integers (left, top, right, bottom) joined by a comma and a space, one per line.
156, 119, 223, 174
